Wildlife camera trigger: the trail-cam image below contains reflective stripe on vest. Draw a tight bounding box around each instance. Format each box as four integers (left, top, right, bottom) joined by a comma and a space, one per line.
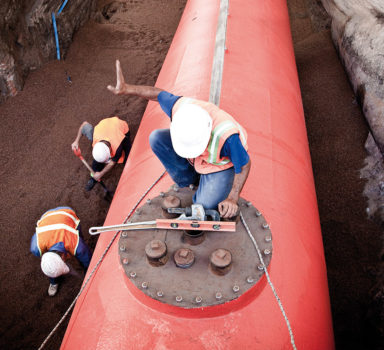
36, 209, 80, 257
37, 210, 80, 227
208, 121, 236, 164
92, 117, 129, 163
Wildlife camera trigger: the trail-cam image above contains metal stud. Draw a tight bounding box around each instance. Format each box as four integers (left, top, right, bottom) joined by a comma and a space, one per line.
255, 210, 261, 217
264, 249, 271, 255
146, 199, 151, 204
176, 295, 183, 302
121, 231, 128, 238
141, 281, 148, 289
122, 258, 129, 265
246, 201, 252, 207
257, 264, 264, 271
160, 192, 165, 197
119, 245, 126, 252
233, 285, 240, 293
265, 235, 272, 242
262, 223, 269, 229
157, 291, 164, 297
215, 292, 223, 300
195, 296, 202, 303
135, 209, 141, 215
130, 271, 137, 278
247, 276, 254, 284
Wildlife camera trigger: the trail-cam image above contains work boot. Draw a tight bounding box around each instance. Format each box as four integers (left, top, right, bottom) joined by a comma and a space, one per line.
48, 283, 59, 297
85, 178, 97, 191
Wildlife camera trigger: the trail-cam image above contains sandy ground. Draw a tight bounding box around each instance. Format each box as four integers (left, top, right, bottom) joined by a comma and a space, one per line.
0, 1, 186, 349
0, 0, 382, 349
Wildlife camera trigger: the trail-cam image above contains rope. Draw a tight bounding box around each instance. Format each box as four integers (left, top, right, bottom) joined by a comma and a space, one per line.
240, 211, 298, 350
37, 170, 166, 350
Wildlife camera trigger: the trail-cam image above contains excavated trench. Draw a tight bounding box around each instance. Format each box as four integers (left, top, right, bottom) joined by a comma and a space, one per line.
0, 0, 382, 349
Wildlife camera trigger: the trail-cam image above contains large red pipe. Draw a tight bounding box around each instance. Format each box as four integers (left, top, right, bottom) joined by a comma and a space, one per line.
62, 0, 334, 348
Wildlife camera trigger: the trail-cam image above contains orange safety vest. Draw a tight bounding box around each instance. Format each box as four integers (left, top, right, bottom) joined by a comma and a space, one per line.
35, 208, 80, 257
172, 97, 248, 174
92, 117, 129, 163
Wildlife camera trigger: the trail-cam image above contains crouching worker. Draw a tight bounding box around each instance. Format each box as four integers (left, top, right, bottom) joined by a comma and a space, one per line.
71, 116, 131, 191
30, 207, 92, 296
107, 60, 251, 218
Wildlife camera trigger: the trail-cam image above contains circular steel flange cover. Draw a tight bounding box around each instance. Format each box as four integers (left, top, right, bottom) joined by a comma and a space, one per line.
118, 187, 272, 308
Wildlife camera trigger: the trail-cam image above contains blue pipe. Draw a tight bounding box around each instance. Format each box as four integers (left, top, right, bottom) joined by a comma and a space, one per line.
52, 12, 60, 60
58, 0, 69, 14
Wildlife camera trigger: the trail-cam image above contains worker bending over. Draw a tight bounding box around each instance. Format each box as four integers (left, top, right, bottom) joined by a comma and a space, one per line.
72, 116, 131, 191
30, 207, 92, 296
108, 60, 251, 218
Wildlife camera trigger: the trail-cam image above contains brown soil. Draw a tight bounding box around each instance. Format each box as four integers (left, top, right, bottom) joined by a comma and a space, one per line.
0, 1, 186, 349
0, 0, 382, 349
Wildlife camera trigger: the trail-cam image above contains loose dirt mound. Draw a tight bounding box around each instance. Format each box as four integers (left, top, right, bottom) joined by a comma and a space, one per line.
0, 1, 186, 349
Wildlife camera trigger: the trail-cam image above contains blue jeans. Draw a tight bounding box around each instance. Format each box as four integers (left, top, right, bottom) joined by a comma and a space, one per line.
149, 129, 235, 209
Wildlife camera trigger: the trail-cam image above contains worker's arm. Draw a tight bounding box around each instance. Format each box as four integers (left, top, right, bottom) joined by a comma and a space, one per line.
71, 121, 91, 151
218, 159, 251, 218
107, 60, 163, 100
93, 160, 116, 181
30, 233, 41, 257
75, 237, 92, 270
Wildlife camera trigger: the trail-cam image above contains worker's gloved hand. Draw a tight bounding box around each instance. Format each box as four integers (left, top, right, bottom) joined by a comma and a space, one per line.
92, 172, 102, 182
218, 198, 238, 219
107, 60, 126, 95
71, 141, 79, 151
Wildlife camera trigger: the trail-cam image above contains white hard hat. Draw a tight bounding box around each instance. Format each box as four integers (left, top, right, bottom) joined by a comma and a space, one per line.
92, 142, 111, 163
170, 104, 212, 158
41, 252, 70, 278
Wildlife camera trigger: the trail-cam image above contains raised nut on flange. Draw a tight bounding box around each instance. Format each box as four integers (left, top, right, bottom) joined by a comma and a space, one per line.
145, 240, 167, 259
210, 249, 232, 268
174, 248, 195, 268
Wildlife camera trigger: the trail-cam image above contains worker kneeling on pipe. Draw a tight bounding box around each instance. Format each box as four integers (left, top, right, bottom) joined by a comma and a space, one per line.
71, 116, 131, 191
108, 60, 251, 218
30, 207, 92, 296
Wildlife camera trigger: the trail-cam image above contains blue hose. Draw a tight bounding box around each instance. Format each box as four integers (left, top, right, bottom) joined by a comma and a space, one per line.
52, 12, 60, 60
58, 0, 69, 14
